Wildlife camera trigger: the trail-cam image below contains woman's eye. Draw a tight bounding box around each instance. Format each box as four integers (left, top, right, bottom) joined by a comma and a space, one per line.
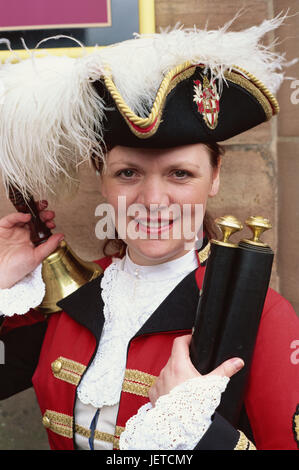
172, 170, 191, 179
117, 169, 136, 178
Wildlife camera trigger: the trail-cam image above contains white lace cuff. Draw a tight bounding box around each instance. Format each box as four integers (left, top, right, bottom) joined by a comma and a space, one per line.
119, 374, 229, 450
0, 264, 45, 317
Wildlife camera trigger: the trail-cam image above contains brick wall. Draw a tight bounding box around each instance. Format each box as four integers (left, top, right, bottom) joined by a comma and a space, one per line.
274, 0, 299, 314
0, 0, 298, 450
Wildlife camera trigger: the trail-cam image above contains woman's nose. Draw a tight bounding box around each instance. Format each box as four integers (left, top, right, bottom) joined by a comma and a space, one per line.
136, 177, 170, 208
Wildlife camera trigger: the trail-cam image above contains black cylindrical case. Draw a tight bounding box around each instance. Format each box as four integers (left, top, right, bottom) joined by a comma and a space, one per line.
189, 241, 237, 374
190, 239, 274, 426
215, 241, 274, 425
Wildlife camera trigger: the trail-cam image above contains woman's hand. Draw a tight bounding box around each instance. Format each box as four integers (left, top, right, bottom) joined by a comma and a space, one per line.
148, 334, 244, 407
0, 200, 64, 289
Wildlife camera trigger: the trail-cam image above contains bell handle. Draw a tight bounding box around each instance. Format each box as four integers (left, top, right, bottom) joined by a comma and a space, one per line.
8, 184, 52, 246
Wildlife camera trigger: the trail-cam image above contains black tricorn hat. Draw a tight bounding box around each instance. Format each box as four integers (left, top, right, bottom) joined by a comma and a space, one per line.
0, 14, 290, 197
94, 62, 278, 149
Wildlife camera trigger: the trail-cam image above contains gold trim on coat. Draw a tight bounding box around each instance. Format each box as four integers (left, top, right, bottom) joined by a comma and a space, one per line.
196, 242, 211, 265
292, 405, 299, 447
42, 410, 73, 439
234, 430, 256, 450
74, 423, 125, 450
114, 426, 126, 450
51, 356, 86, 386
122, 368, 157, 398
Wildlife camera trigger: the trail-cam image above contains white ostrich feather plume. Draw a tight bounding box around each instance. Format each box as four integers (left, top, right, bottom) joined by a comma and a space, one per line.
0, 12, 294, 198
0, 55, 106, 198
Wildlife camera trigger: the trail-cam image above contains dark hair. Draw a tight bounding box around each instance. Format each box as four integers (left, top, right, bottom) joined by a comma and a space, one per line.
91, 143, 225, 256
202, 142, 225, 239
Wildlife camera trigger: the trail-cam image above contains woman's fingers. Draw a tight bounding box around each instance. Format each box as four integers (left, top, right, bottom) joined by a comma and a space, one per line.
37, 200, 48, 211
37, 199, 56, 229
45, 221, 56, 229
172, 334, 244, 379
171, 334, 192, 361
0, 210, 56, 233
0, 212, 31, 229
39, 209, 56, 224
37, 200, 56, 228
149, 335, 244, 407
176, 333, 244, 379
148, 334, 200, 407
0, 202, 55, 231
33, 233, 64, 265
168, 335, 244, 379
208, 357, 244, 379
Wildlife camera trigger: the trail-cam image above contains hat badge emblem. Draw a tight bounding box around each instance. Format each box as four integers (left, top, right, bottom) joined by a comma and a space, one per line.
193, 75, 220, 130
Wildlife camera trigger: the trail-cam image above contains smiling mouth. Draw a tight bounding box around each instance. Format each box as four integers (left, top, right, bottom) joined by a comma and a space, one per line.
135, 218, 177, 234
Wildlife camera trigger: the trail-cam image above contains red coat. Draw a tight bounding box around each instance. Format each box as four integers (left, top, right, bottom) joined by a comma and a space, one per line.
1, 256, 298, 450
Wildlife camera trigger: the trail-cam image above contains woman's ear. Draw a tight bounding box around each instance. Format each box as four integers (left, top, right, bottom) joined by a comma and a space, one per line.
208, 158, 221, 198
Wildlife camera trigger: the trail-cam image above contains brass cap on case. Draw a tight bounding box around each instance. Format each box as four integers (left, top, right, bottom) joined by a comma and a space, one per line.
242, 216, 272, 247
212, 215, 243, 247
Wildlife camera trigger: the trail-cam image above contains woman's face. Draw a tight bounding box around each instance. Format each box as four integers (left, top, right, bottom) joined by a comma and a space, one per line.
100, 143, 221, 265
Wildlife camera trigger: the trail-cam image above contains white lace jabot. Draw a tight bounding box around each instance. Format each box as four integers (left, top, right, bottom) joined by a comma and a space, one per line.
77, 249, 198, 408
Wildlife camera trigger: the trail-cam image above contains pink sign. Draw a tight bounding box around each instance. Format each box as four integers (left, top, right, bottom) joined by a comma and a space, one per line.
0, 0, 111, 29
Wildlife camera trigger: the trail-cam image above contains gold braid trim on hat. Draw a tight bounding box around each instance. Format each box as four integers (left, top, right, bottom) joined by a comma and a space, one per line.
233, 65, 280, 115
224, 71, 273, 121
104, 61, 195, 129
124, 65, 197, 139
103, 62, 279, 139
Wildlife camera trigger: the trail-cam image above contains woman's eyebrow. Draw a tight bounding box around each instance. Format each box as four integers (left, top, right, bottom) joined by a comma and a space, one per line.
108, 160, 141, 168
108, 160, 202, 171
166, 162, 201, 170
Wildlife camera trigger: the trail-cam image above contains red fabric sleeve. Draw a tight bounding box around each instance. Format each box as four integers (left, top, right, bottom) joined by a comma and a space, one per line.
0, 255, 114, 336
245, 288, 299, 450
0, 308, 46, 336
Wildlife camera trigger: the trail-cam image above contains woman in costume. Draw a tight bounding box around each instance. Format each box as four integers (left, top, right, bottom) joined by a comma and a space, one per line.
0, 15, 298, 450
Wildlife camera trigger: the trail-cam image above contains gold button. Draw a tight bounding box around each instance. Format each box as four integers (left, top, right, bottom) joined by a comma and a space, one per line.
52, 359, 62, 374
42, 415, 51, 428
